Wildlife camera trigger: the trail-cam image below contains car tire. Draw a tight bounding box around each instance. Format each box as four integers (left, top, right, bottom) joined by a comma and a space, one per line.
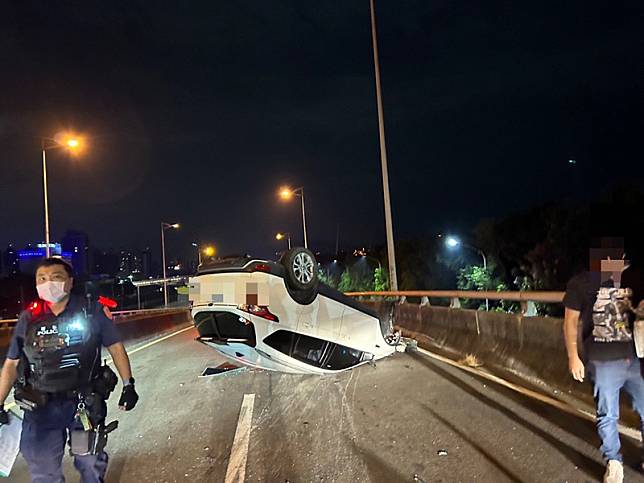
281, 247, 319, 303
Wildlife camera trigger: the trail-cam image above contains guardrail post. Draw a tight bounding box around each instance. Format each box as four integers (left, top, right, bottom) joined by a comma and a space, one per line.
450, 297, 461, 309
398, 296, 407, 305
521, 301, 537, 316
420, 296, 430, 307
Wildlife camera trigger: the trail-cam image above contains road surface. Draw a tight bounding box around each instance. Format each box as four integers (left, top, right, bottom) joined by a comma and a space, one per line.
9, 327, 644, 482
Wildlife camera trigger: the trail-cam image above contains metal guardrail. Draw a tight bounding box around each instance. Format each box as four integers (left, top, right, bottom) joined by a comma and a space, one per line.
0, 307, 188, 327
345, 290, 564, 315
344, 290, 564, 303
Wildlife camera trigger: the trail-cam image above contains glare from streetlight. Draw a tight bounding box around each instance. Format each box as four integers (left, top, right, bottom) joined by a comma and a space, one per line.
203, 246, 215, 257
171, 223, 180, 229
278, 186, 293, 200
446, 236, 460, 248
51, 131, 86, 155
276, 233, 285, 240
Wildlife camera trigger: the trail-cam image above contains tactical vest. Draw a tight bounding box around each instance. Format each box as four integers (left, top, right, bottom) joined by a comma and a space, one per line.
21, 302, 101, 394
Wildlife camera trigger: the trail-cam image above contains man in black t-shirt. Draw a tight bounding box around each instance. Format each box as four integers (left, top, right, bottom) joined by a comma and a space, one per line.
563, 244, 643, 483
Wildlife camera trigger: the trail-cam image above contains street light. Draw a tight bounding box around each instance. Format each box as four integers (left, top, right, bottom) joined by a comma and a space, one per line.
445, 236, 489, 310
278, 186, 308, 248
41, 132, 85, 257
161, 222, 180, 306
276, 232, 291, 250
192, 243, 216, 267
353, 248, 382, 271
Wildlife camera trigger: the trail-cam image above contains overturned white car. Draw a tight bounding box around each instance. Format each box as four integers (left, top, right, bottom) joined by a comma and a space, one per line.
188, 247, 397, 374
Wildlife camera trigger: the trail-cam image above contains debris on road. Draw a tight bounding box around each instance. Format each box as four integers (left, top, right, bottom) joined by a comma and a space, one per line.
200, 363, 243, 377
398, 338, 417, 353
437, 449, 448, 456
459, 353, 483, 368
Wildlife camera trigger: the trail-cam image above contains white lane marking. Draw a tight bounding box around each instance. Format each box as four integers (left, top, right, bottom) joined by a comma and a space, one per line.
4, 325, 195, 412
416, 346, 642, 441
115, 325, 194, 358
225, 393, 256, 483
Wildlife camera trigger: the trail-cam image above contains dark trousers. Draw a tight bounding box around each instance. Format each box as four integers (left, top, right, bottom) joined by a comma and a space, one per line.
19, 397, 108, 483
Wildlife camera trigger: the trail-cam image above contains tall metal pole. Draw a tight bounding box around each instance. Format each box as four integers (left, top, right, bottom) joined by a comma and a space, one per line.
300, 189, 308, 249
42, 143, 51, 258
161, 223, 168, 307
480, 251, 489, 311
369, 0, 398, 290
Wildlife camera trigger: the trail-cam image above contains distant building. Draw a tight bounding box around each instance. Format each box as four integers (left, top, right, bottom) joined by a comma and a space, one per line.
141, 247, 152, 277
62, 230, 90, 276
92, 249, 119, 277
16, 243, 73, 274
118, 250, 144, 280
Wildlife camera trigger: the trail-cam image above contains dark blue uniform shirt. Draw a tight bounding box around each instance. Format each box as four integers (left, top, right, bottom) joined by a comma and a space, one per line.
6, 295, 122, 360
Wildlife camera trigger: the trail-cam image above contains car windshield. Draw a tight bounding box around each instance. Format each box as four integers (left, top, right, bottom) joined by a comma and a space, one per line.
194, 311, 256, 346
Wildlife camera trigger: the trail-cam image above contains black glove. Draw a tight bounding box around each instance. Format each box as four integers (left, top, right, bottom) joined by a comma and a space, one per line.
118, 385, 139, 411
0, 408, 8, 425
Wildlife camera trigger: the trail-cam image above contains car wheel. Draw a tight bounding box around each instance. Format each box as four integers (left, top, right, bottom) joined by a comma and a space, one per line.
281, 247, 319, 303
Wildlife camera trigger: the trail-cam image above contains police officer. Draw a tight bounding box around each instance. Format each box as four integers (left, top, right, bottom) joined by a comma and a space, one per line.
0, 257, 139, 482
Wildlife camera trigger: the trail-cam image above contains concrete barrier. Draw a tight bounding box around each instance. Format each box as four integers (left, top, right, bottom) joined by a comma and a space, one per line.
366, 301, 640, 427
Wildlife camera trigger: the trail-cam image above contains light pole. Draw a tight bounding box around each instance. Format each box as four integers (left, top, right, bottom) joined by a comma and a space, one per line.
445, 236, 489, 310
278, 186, 308, 248
369, 0, 398, 291
191, 242, 201, 267
276, 232, 292, 250
41, 133, 83, 257
192, 243, 215, 268
161, 222, 180, 306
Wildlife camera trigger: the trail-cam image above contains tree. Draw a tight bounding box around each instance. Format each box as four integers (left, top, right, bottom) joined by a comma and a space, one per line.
337, 269, 354, 293
373, 267, 388, 291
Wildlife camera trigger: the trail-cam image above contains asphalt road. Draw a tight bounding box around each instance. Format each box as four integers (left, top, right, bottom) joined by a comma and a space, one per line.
8, 327, 644, 482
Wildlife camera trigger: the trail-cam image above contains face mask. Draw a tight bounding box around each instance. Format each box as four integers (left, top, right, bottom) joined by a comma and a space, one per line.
37, 281, 68, 303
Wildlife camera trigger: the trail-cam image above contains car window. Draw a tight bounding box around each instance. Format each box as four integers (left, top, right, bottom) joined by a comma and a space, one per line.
263, 330, 294, 355
263, 330, 367, 370
194, 312, 216, 336
215, 312, 255, 342
194, 311, 256, 346
291, 334, 327, 367
324, 344, 365, 370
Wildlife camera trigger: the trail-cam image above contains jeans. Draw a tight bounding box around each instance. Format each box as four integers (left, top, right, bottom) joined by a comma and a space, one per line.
588, 358, 644, 462
19, 397, 108, 483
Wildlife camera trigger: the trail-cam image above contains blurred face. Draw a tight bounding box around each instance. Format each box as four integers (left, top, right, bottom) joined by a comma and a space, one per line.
601, 258, 628, 273
589, 248, 627, 273
35, 265, 73, 301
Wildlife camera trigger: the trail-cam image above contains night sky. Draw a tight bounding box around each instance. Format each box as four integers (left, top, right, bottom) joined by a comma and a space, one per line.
1, 1, 642, 261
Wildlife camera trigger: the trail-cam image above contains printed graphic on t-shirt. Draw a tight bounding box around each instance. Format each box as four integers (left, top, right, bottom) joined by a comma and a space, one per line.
592, 287, 633, 342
